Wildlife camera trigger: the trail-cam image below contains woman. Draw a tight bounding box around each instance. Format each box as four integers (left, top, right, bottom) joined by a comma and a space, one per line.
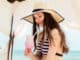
25, 9, 69, 60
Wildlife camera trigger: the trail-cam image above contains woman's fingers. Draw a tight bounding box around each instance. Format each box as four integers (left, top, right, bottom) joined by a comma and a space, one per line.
24, 48, 32, 56
48, 45, 57, 54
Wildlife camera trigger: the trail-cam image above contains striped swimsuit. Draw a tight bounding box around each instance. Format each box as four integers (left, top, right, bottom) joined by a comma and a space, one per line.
35, 32, 63, 57
36, 38, 49, 55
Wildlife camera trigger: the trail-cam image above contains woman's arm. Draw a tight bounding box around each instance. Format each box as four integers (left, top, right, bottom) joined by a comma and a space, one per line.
46, 29, 61, 60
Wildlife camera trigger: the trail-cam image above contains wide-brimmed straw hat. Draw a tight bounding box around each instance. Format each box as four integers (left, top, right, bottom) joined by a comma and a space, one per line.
22, 2, 64, 23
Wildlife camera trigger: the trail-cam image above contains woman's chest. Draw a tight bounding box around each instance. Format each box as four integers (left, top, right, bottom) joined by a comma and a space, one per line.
36, 39, 49, 55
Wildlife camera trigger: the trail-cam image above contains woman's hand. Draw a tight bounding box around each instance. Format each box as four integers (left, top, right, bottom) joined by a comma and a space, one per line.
24, 48, 40, 60
24, 48, 33, 57
48, 45, 57, 55
46, 45, 57, 60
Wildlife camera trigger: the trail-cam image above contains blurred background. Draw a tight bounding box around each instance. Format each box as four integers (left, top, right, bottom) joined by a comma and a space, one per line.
0, 0, 80, 60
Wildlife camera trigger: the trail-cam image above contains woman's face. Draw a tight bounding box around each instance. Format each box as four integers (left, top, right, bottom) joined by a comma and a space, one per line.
33, 12, 44, 25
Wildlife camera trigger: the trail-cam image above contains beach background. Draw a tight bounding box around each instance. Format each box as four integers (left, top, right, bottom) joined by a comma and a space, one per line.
12, 50, 80, 60
0, 0, 80, 60
1, 50, 80, 60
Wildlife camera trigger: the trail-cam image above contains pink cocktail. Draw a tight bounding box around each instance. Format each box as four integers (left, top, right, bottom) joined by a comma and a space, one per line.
25, 35, 34, 55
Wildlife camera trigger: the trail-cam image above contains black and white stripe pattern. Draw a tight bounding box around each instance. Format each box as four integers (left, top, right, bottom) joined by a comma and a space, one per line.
36, 39, 49, 55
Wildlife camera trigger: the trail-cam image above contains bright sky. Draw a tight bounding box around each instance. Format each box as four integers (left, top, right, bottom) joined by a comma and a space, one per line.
0, 0, 80, 51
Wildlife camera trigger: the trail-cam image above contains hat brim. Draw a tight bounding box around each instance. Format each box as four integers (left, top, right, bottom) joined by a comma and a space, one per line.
22, 9, 64, 23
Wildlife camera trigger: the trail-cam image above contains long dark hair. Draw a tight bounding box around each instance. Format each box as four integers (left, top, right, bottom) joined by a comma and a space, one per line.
33, 9, 69, 53
7, 0, 25, 3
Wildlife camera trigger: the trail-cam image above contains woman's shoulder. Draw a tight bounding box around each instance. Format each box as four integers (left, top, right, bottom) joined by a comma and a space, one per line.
50, 28, 61, 42
51, 28, 60, 35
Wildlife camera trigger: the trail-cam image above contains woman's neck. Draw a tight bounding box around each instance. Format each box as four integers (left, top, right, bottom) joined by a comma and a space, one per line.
39, 23, 43, 27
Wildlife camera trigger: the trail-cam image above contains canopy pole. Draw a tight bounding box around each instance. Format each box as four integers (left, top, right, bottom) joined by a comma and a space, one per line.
7, 15, 14, 60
